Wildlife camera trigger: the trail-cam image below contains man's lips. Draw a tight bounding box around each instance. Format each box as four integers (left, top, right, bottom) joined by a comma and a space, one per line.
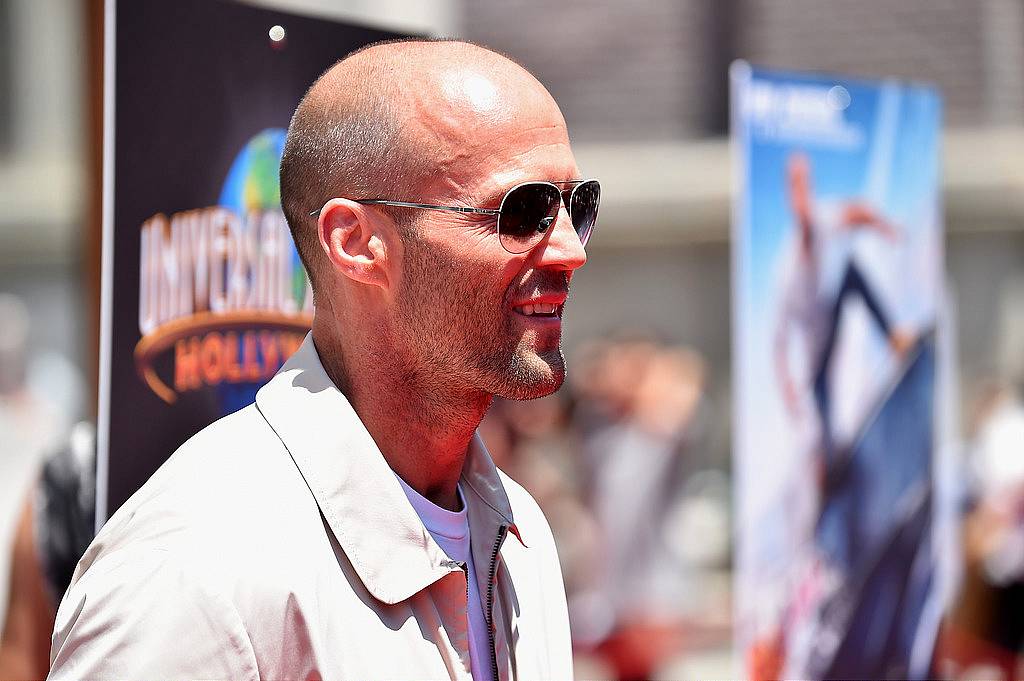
511, 294, 567, 318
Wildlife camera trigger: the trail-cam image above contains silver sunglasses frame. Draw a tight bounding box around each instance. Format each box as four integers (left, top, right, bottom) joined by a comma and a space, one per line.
309, 178, 600, 253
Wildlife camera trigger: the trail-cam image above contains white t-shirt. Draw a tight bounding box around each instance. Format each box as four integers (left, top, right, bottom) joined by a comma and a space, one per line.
775, 199, 849, 370
396, 476, 493, 681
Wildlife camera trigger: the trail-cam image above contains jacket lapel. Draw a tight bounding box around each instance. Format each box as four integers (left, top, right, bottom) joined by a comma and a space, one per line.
462, 436, 527, 681
255, 333, 528, 681
255, 334, 453, 605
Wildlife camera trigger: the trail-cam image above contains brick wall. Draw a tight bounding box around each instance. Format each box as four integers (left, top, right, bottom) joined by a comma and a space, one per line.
463, 0, 724, 140
462, 0, 1022, 140
738, 0, 999, 126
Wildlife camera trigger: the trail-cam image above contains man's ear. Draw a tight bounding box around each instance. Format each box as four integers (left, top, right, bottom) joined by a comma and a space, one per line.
317, 199, 393, 289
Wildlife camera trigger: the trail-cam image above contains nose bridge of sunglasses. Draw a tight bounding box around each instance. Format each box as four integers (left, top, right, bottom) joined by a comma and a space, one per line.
546, 206, 587, 249
536, 183, 567, 227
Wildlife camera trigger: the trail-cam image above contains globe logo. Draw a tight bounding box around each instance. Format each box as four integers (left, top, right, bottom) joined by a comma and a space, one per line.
135, 128, 312, 410
219, 128, 309, 313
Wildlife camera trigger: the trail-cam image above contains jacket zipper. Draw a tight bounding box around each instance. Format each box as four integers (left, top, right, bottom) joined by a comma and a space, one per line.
486, 525, 508, 681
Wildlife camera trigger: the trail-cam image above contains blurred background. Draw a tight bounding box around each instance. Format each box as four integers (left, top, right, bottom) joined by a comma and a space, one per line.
0, 0, 1022, 679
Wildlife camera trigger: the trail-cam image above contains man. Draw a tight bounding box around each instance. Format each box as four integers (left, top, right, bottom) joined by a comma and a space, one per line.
49, 38, 598, 680
774, 152, 912, 469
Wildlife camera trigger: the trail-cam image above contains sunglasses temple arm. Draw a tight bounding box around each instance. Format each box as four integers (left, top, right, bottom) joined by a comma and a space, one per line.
310, 201, 500, 218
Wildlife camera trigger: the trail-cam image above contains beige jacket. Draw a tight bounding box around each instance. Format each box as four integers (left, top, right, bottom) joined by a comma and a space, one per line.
49, 336, 573, 680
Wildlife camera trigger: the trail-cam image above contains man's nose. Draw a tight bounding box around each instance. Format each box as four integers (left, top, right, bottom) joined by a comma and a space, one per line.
534, 206, 587, 272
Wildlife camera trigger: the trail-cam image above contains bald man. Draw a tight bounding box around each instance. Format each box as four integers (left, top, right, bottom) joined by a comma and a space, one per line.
48, 40, 598, 680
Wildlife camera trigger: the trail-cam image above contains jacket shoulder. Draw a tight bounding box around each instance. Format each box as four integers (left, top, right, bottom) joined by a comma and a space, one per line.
51, 543, 260, 679
83, 404, 318, 574
175, 402, 280, 460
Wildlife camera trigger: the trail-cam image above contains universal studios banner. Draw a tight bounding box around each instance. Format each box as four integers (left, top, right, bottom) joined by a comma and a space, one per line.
731, 64, 952, 679
98, 0, 401, 521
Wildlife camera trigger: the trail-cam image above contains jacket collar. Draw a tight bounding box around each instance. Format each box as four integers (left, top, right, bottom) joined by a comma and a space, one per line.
255, 333, 517, 605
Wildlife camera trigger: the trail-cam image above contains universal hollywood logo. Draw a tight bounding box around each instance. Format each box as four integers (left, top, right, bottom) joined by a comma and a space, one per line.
134, 129, 312, 404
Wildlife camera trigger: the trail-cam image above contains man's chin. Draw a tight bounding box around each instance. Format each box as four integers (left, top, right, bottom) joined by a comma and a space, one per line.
495, 349, 566, 401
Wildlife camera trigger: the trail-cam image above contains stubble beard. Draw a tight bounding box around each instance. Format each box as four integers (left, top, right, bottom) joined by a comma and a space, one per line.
394, 237, 567, 403
497, 330, 565, 400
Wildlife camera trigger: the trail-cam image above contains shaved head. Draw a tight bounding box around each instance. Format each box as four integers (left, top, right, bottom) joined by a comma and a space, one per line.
284, 34, 588, 459
279, 39, 558, 291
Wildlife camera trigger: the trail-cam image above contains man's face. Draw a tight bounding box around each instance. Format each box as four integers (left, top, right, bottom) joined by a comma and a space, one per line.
388, 69, 588, 401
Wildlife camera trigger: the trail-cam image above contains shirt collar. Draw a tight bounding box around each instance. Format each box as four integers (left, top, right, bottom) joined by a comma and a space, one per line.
254, 333, 518, 604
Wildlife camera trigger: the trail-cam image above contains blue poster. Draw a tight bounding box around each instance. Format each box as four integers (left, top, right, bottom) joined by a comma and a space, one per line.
731, 62, 945, 679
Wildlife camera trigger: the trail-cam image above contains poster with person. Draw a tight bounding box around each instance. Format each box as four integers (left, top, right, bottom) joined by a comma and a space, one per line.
98, 0, 402, 523
731, 62, 948, 679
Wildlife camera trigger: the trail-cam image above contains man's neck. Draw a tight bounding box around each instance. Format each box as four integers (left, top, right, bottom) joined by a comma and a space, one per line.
312, 327, 491, 512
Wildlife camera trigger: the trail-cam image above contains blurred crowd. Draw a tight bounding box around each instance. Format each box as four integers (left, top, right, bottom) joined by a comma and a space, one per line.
0, 295, 92, 679
481, 334, 731, 680
938, 380, 1024, 679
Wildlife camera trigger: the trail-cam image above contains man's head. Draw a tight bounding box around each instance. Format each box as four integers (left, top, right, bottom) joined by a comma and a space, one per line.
280, 39, 589, 402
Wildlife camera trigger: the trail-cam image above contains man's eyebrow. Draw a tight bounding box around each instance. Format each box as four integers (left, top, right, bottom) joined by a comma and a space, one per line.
476, 184, 514, 208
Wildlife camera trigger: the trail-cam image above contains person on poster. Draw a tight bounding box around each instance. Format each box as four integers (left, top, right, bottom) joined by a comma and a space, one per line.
774, 153, 913, 569
775, 153, 914, 461
49, 39, 600, 680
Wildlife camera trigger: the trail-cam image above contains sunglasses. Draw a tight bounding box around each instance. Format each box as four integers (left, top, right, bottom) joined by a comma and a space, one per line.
310, 179, 600, 254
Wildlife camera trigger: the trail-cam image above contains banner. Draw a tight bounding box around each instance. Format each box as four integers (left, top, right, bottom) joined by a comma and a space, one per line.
731, 63, 946, 679
98, 0, 403, 522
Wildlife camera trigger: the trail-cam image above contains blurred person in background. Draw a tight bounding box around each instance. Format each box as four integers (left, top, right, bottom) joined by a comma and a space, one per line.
0, 424, 96, 679
581, 340, 715, 680
0, 295, 61, 578
484, 334, 728, 680
939, 380, 1024, 680
0, 294, 84, 679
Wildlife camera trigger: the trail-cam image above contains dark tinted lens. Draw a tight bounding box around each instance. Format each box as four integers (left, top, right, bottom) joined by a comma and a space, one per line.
569, 180, 600, 246
498, 183, 562, 253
